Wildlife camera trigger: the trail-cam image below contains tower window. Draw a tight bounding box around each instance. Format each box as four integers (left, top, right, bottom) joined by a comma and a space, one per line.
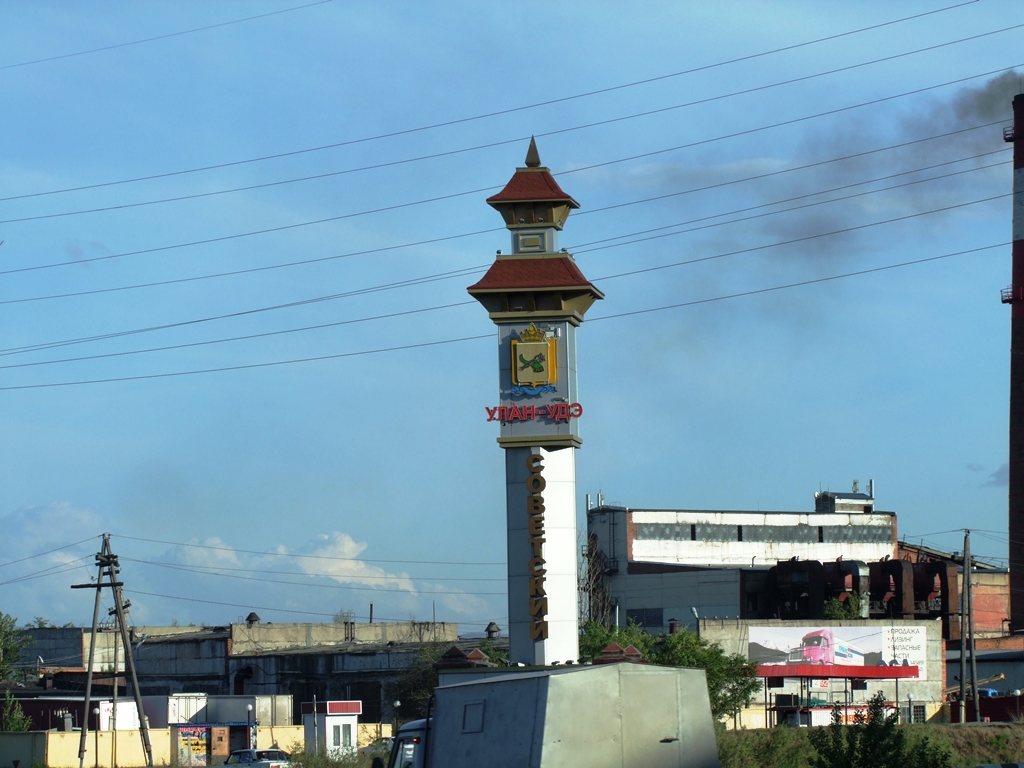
737, 526, 743, 542
818, 526, 824, 543
690, 524, 696, 541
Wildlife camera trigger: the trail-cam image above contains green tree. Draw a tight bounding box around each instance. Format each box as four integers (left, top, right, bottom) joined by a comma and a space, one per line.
809, 693, 952, 768
579, 621, 760, 720
649, 629, 760, 720
823, 592, 862, 620
578, 620, 653, 660
2, 688, 32, 731
0, 612, 29, 682
386, 643, 447, 720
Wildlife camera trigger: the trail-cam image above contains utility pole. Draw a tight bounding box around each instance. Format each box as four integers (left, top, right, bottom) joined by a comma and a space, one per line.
72, 535, 153, 768
967, 531, 981, 723
959, 530, 968, 723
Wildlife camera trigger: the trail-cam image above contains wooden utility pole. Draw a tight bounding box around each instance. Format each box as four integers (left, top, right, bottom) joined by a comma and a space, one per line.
967, 531, 981, 722
959, 529, 968, 723
72, 535, 153, 768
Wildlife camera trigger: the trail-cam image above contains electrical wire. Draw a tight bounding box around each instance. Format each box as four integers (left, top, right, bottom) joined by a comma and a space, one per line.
0, 163, 1007, 362
0, 241, 1005, 391
126, 590, 503, 624
114, 534, 506, 566
0, 556, 95, 587
2, 21, 1018, 226
0, 1, 977, 201
117, 556, 506, 582
0, 0, 336, 71
4, 60, 1020, 278
127, 559, 507, 596
0, 536, 98, 569
1, 121, 1004, 308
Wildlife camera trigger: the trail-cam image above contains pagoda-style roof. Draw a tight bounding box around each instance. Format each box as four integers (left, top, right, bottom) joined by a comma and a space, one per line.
486, 170, 579, 207
467, 256, 597, 292
486, 137, 579, 209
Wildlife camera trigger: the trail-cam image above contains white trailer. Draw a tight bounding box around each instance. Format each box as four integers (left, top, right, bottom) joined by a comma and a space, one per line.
378, 663, 720, 768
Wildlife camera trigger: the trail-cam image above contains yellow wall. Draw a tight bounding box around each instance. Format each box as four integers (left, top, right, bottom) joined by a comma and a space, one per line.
256, 724, 304, 753
43, 728, 173, 767
359, 722, 393, 745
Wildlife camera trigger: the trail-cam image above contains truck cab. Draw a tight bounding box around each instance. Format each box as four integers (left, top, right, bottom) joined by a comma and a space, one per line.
375, 719, 428, 768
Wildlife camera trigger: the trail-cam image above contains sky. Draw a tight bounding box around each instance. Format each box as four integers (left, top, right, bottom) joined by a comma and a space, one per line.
1, 0, 1022, 632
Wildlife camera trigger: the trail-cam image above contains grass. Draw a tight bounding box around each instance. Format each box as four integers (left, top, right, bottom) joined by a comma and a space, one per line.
717, 723, 1024, 768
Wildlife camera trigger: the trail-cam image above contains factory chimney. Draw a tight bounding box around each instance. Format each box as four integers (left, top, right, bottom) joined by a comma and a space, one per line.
1005, 93, 1024, 633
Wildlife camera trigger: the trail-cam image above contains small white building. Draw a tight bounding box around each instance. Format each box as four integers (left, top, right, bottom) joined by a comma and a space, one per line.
302, 700, 361, 757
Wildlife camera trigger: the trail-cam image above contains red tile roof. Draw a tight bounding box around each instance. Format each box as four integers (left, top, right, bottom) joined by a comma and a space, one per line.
486, 169, 579, 206
467, 257, 595, 291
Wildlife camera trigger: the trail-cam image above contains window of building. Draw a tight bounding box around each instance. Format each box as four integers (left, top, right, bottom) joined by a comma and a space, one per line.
343, 723, 352, 748
818, 526, 824, 543
737, 525, 743, 542
333, 725, 341, 748
690, 524, 696, 541
912, 705, 925, 723
625, 608, 663, 629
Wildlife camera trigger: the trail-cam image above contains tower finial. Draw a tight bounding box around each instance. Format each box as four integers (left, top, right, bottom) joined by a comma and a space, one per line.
525, 136, 541, 168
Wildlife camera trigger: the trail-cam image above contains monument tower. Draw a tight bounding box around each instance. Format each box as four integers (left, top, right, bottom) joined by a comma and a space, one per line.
468, 139, 603, 665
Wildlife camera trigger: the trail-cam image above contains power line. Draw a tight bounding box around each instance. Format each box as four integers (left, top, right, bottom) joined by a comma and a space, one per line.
113, 534, 506, 566
0, 242, 1003, 391
573, 152, 1009, 253
117, 556, 506, 582
0, 536, 98, 569
126, 559, 507, 597
3, 60, 1020, 278
2, 21, 1017, 226
0, 0, 335, 71
588, 242, 1004, 323
125, 590, 503, 624
2, 122, 1003, 308
0, 557, 95, 588
0, 1, 977, 201
2, 177, 1005, 366
0, 267, 488, 357
0, 158, 1004, 370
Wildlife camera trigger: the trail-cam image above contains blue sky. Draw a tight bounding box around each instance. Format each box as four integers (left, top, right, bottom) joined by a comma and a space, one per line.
1, 0, 1021, 630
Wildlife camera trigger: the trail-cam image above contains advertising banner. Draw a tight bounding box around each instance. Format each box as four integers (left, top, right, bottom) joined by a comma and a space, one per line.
749, 625, 928, 674
177, 725, 210, 767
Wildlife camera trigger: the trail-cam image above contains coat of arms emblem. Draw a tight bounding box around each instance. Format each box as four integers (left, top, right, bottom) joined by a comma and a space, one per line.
511, 324, 557, 394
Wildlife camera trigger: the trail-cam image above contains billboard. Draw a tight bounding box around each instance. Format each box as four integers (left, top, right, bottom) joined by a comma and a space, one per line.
749, 625, 927, 670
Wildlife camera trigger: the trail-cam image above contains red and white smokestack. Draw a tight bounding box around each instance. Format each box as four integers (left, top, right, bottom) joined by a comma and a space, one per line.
1006, 93, 1024, 633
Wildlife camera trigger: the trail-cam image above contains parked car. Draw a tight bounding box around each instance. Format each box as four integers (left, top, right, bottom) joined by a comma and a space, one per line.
226, 748, 292, 767
360, 736, 394, 756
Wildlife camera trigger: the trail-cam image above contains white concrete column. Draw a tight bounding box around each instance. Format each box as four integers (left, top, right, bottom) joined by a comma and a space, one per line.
505, 445, 579, 666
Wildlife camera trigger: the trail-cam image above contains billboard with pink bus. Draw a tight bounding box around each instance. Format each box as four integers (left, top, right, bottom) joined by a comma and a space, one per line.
749, 625, 926, 670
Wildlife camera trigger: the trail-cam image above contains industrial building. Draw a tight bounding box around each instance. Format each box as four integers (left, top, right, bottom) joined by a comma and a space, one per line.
17, 617, 467, 726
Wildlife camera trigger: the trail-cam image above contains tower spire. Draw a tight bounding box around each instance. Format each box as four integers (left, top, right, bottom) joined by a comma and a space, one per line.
525, 136, 541, 168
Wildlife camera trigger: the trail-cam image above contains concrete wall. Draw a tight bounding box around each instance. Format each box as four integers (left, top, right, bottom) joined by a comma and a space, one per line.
700, 618, 944, 704
607, 568, 743, 633
229, 621, 458, 655
0, 731, 47, 767
627, 510, 896, 566
19, 627, 126, 673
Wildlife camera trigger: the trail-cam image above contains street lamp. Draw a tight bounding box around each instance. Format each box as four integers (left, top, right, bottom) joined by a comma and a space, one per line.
907, 693, 913, 725
1014, 689, 1021, 721
690, 607, 700, 640
246, 704, 254, 749
92, 707, 100, 768
393, 699, 402, 734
